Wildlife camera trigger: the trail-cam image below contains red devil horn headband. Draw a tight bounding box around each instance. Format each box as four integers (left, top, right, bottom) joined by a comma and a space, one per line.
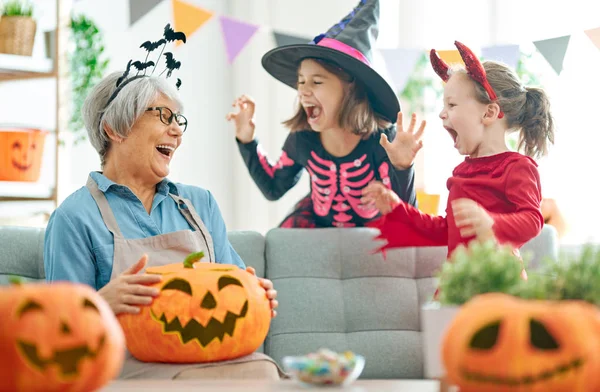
431, 41, 504, 119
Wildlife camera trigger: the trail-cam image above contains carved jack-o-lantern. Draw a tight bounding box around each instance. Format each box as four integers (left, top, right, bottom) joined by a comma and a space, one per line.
0, 128, 47, 182
0, 282, 125, 392
442, 293, 600, 392
118, 253, 271, 363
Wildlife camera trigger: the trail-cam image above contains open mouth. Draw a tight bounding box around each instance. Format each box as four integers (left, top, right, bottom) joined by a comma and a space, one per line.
461, 357, 584, 386
12, 159, 32, 171
304, 104, 322, 123
445, 126, 458, 145
17, 335, 106, 377
156, 144, 175, 158
150, 301, 249, 347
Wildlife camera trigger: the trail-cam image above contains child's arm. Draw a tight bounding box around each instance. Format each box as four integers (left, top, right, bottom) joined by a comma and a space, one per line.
363, 182, 448, 249
237, 135, 304, 201
488, 159, 544, 247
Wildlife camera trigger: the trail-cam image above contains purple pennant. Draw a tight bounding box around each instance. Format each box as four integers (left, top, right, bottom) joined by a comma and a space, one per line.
481, 45, 520, 70
219, 16, 259, 64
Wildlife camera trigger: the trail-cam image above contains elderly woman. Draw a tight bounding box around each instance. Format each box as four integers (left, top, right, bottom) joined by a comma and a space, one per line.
43, 69, 281, 380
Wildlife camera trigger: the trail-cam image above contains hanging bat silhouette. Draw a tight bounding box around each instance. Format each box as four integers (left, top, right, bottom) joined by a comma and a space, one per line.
163, 23, 186, 43
140, 39, 166, 52
176, 78, 182, 90
163, 52, 181, 77
116, 59, 132, 86
132, 60, 155, 72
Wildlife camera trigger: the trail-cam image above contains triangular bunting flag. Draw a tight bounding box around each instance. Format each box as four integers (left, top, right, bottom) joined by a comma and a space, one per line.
482, 44, 520, 69
219, 16, 259, 64
533, 35, 570, 75
273, 31, 311, 47
585, 27, 600, 51
380, 48, 421, 93
129, 0, 163, 26
436, 50, 465, 66
172, 0, 214, 47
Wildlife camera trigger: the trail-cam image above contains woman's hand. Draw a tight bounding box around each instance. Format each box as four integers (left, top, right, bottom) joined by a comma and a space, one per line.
98, 254, 162, 315
246, 266, 278, 318
361, 181, 401, 215
380, 112, 425, 169
226, 95, 256, 144
452, 198, 495, 241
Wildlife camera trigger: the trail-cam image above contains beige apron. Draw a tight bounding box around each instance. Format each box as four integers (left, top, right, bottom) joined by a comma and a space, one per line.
87, 176, 283, 379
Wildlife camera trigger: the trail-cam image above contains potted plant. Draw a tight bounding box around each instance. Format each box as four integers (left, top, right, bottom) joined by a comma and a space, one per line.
0, 0, 35, 56
421, 240, 527, 379
67, 14, 109, 144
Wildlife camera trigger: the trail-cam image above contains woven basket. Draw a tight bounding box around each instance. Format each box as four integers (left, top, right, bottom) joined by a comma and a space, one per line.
0, 16, 36, 56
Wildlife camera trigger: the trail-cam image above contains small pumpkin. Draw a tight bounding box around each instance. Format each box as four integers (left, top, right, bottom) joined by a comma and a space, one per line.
0, 128, 47, 182
0, 281, 125, 392
118, 253, 271, 363
442, 293, 600, 392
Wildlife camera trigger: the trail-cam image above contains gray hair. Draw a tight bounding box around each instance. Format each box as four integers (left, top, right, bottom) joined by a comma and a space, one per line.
82, 71, 184, 167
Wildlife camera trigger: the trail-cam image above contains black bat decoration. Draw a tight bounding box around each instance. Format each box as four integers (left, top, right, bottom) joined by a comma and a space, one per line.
140, 38, 166, 52
132, 60, 155, 71
176, 78, 182, 90
163, 23, 187, 43
116, 59, 132, 86
163, 52, 181, 77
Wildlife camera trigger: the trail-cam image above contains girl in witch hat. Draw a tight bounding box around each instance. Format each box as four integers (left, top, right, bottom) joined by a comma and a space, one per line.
364, 41, 555, 273
226, 0, 425, 228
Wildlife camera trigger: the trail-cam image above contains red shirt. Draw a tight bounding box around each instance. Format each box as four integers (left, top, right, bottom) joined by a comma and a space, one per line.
370, 152, 544, 258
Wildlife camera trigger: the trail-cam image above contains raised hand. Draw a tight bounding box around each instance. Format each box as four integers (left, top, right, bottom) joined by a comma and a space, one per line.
226, 94, 256, 144
98, 254, 162, 315
361, 181, 401, 215
380, 112, 425, 169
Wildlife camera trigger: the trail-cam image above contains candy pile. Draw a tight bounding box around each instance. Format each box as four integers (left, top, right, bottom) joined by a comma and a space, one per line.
285, 349, 362, 386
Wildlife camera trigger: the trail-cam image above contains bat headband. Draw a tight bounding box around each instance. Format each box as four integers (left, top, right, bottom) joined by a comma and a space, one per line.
104, 24, 187, 109
430, 41, 504, 119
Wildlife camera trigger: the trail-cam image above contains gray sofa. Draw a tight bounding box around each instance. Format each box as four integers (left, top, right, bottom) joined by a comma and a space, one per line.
0, 225, 559, 379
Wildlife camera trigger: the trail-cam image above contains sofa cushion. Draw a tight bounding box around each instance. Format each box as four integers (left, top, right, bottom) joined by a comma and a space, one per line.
0, 226, 45, 284
263, 228, 447, 379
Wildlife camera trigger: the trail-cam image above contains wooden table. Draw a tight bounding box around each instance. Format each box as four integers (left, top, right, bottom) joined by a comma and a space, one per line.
101, 379, 442, 391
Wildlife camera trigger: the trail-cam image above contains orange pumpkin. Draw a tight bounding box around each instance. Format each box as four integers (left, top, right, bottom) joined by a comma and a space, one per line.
0, 128, 47, 182
442, 293, 600, 392
0, 281, 125, 392
118, 253, 271, 363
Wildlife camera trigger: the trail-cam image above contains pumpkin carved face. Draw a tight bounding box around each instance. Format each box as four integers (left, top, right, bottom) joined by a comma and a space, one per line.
0, 129, 47, 182
0, 282, 125, 392
118, 256, 271, 363
442, 293, 600, 392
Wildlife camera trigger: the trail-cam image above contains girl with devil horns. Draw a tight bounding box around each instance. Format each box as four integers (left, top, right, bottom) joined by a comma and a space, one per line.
226, 0, 425, 229
363, 41, 555, 272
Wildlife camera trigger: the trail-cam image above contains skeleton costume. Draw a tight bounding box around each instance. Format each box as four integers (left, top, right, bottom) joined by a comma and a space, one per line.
237, 0, 418, 228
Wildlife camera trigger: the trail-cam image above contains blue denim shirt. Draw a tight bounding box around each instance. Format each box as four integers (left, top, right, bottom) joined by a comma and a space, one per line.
44, 172, 245, 290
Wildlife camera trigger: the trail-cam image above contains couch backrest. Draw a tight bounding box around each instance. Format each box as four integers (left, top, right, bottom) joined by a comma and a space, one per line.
262, 228, 447, 379
0, 226, 267, 284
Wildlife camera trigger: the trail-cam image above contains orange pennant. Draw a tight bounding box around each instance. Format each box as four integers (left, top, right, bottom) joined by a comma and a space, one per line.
172, 0, 214, 46
436, 50, 465, 67
585, 27, 600, 50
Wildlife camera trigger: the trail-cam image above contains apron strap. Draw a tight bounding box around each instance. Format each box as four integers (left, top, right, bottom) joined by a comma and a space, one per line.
86, 175, 124, 238
169, 194, 216, 263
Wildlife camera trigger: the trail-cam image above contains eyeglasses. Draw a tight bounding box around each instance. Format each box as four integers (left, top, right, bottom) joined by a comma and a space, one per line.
146, 107, 188, 133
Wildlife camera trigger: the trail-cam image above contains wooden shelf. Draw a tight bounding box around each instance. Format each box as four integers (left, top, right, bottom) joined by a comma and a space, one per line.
0, 53, 55, 81
0, 181, 55, 201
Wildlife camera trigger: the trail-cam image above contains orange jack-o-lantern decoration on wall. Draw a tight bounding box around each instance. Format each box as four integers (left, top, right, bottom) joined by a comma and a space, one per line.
118, 252, 271, 363
442, 293, 600, 392
0, 281, 125, 392
0, 128, 47, 182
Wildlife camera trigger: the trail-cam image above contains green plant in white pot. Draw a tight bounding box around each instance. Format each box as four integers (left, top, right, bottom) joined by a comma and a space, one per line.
421, 240, 526, 379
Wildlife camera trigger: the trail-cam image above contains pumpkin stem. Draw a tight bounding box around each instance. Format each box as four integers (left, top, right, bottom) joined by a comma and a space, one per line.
183, 251, 205, 268
8, 275, 23, 286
